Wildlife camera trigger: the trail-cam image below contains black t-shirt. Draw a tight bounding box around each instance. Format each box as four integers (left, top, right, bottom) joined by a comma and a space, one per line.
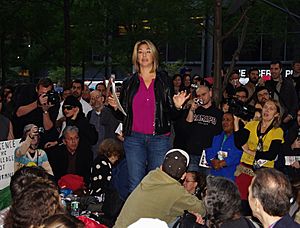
185, 105, 223, 155
12, 84, 59, 143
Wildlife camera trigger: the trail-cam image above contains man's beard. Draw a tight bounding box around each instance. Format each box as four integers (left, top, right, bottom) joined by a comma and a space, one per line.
72, 92, 81, 98
250, 78, 259, 84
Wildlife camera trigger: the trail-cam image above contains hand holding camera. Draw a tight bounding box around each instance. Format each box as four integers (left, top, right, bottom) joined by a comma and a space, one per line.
190, 100, 199, 113
38, 91, 59, 110
28, 126, 39, 139
39, 93, 48, 106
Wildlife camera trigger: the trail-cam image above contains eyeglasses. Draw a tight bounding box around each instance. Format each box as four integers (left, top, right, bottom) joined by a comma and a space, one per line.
184, 179, 196, 183
63, 105, 75, 110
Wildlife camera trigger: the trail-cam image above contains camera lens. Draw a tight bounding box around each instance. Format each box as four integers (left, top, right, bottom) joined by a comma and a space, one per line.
38, 127, 45, 134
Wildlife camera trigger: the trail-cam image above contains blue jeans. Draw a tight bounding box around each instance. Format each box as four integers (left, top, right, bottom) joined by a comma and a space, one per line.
124, 131, 171, 192
188, 154, 209, 175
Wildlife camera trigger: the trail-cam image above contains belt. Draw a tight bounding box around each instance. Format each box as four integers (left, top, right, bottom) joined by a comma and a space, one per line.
234, 163, 255, 177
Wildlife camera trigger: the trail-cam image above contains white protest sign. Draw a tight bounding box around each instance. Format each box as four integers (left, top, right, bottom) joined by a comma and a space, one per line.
199, 150, 210, 168
0, 139, 21, 190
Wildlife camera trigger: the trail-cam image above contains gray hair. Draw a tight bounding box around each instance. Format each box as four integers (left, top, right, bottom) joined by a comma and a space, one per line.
23, 124, 37, 134
205, 176, 241, 226
62, 126, 79, 139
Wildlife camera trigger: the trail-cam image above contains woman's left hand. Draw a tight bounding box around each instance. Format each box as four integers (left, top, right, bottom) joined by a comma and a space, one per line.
71, 107, 80, 120
173, 91, 190, 109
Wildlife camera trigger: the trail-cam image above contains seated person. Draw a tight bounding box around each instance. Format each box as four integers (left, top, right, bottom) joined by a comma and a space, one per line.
90, 138, 123, 196
183, 171, 206, 199
40, 214, 85, 228
204, 176, 257, 227
248, 168, 299, 228
206, 112, 242, 181
0, 166, 53, 226
4, 178, 65, 228
114, 149, 205, 228
47, 126, 92, 185
14, 124, 53, 175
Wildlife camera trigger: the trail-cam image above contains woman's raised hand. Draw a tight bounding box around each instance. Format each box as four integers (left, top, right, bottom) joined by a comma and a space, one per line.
173, 91, 190, 109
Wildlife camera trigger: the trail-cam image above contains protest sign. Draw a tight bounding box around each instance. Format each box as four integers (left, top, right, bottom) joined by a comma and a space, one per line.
0, 139, 20, 190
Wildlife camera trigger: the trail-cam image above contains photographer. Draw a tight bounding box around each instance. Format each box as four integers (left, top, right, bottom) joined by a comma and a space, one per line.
227, 87, 256, 128
13, 78, 60, 147
186, 83, 223, 174
15, 124, 53, 175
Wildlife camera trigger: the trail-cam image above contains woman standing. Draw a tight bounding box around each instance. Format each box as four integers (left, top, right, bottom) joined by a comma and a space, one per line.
108, 40, 189, 192
234, 99, 284, 215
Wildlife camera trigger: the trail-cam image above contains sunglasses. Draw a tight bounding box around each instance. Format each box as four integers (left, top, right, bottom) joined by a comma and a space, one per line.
63, 105, 75, 110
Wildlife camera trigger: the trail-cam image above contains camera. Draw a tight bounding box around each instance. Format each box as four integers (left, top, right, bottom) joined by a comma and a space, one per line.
45, 91, 60, 105
226, 97, 255, 121
194, 98, 203, 106
38, 127, 45, 134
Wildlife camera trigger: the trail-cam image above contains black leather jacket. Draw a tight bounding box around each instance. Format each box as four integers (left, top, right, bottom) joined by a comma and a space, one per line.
113, 71, 179, 136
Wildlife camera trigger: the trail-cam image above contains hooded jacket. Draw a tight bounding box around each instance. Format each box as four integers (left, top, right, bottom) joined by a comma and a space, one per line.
114, 168, 205, 227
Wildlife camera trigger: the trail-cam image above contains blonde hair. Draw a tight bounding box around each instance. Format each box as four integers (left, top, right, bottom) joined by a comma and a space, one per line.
132, 40, 159, 73
263, 99, 281, 128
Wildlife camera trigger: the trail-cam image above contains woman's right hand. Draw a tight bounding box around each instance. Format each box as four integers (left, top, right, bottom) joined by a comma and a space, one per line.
233, 115, 240, 131
29, 126, 39, 138
108, 95, 118, 110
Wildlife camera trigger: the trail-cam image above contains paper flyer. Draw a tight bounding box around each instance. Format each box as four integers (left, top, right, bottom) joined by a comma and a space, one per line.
108, 75, 127, 116
199, 150, 210, 168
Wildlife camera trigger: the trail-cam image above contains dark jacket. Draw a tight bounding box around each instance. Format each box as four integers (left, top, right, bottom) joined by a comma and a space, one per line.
112, 71, 179, 136
47, 143, 92, 185
265, 77, 298, 119
273, 214, 300, 228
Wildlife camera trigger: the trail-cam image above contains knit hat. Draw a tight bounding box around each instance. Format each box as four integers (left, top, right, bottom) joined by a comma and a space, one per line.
63, 95, 82, 108
63, 95, 83, 115
162, 149, 190, 180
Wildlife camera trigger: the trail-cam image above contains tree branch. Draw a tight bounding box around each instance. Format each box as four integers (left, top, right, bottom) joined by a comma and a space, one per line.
223, 15, 249, 88
220, 6, 251, 42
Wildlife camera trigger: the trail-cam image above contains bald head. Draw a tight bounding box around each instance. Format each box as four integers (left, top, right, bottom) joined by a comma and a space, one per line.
90, 90, 104, 110
250, 168, 292, 217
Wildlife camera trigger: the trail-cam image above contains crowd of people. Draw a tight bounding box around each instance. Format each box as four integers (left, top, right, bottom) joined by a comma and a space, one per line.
0, 39, 300, 227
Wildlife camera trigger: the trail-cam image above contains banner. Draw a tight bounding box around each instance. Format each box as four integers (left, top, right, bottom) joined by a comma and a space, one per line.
0, 139, 20, 190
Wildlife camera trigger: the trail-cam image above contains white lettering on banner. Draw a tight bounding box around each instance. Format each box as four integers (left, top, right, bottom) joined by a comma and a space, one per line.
0, 139, 21, 190
238, 69, 292, 77
240, 69, 246, 77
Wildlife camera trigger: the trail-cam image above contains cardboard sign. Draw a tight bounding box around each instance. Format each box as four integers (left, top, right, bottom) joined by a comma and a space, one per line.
0, 139, 21, 190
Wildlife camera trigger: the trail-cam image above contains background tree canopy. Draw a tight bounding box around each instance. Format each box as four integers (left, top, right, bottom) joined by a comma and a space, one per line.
1, 0, 300, 86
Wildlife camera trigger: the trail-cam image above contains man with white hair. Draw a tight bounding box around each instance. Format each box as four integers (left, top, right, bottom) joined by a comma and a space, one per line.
114, 149, 205, 228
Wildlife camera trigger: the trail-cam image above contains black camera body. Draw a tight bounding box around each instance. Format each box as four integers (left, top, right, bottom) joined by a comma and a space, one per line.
45, 91, 60, 105
227, 97, 255, 121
